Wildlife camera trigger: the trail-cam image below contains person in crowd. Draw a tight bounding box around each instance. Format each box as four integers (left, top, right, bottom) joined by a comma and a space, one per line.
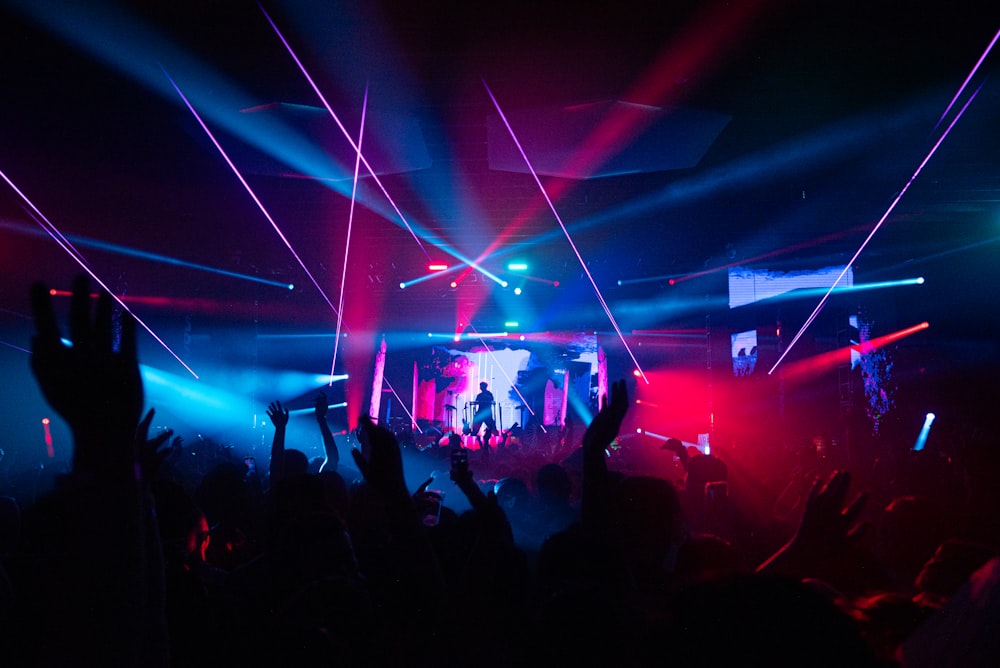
5, 273, 1000, 667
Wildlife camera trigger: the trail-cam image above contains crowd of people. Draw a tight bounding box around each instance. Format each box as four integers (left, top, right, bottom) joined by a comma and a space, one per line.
1, 275, 999, 667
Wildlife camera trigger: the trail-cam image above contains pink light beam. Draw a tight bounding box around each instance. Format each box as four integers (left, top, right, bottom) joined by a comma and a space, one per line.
0, 170, 199, 378
483, 79, 648, 384
258, 3, 430, 260
164, 70, 340, 317
330, 84, 368, 384
769, 83, 983, 375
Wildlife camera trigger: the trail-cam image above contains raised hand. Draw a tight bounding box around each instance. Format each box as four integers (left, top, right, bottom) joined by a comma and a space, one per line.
313, 391, 339, 472
30, 275, 143, 477
351, 416, 409, 500
136, 407, 174, 483
314, 391, 328, 420
795, 470, 868, 552
581, 379, 628, 529
266, 400, 289, 429
758, 470, 868, 575
583, 379, 629, 454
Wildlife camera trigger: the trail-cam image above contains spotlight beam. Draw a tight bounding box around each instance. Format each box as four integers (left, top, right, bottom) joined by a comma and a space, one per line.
164, 70, 340, 317
782, 321, 929, 380
0, 170, 199, 377
399, 264, 464, 289
1, 219, 292, 289
483, 79, 648, 383
331, 84, 368, 383
768, 82, 984, 375
257, 3, 429, 261
912, 412, 936, 451
257, 5, 509, 289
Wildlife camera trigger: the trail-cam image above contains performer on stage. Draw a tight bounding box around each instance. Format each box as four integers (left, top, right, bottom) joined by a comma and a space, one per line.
471, 381, 496, 449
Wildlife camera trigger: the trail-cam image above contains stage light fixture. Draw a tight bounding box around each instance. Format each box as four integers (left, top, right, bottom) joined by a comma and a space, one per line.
428, 264, 448, 271
508, 263, 528, 271
913, 412, 937, 451
514, 287, 522, 295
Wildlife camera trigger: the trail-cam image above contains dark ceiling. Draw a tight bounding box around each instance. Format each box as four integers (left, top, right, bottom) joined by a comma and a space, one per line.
2, 0, 1000, 374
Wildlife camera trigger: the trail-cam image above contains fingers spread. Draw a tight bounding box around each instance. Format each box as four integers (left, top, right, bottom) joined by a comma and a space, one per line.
30, 282, 60, 344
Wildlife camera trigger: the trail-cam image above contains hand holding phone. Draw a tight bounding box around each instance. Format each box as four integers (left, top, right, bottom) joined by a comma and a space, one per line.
450, 446, 469, 482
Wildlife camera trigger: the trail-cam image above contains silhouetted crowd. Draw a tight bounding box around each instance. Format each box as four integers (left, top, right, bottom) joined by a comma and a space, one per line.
2, 276, 999, 667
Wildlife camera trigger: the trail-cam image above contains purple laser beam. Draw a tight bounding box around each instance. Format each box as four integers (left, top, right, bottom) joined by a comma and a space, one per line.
482, 79, 649, 384
0, 171, 200, 377
935, 26, 999, 131
330, 84, 368, 384
164, 70, 339, 317
258, 3, 430, 260
769, 83, 983, 375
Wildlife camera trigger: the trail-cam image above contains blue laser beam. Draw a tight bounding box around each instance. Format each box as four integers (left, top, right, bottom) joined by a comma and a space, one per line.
0, 219, 293, 289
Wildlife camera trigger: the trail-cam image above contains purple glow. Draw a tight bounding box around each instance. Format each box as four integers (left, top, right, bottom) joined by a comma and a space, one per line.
0, 172, 199, 377
330, 84, 368, 384
258, 3, 430, 261
935, 27, 1000, 130
483, 79, 648, 384
4, 178, 88, 263
769, 84, 983, 375
164, 71, 340, 317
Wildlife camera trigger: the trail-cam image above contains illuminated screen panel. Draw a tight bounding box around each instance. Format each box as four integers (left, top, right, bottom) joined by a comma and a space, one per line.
728, 266, 854, 308
414, 334, 598, 430
731, 329, 758, 377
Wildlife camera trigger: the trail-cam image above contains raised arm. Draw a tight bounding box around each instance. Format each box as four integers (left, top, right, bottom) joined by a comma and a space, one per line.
266, 400, 289, 484
757, 470, 868, 578
24, 276, 168, 666
314, 391, 339, 472
582, 379, 629, 531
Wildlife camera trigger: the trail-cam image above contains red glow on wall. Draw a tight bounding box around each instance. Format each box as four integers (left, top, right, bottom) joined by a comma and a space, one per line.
632, 369, 710, 442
